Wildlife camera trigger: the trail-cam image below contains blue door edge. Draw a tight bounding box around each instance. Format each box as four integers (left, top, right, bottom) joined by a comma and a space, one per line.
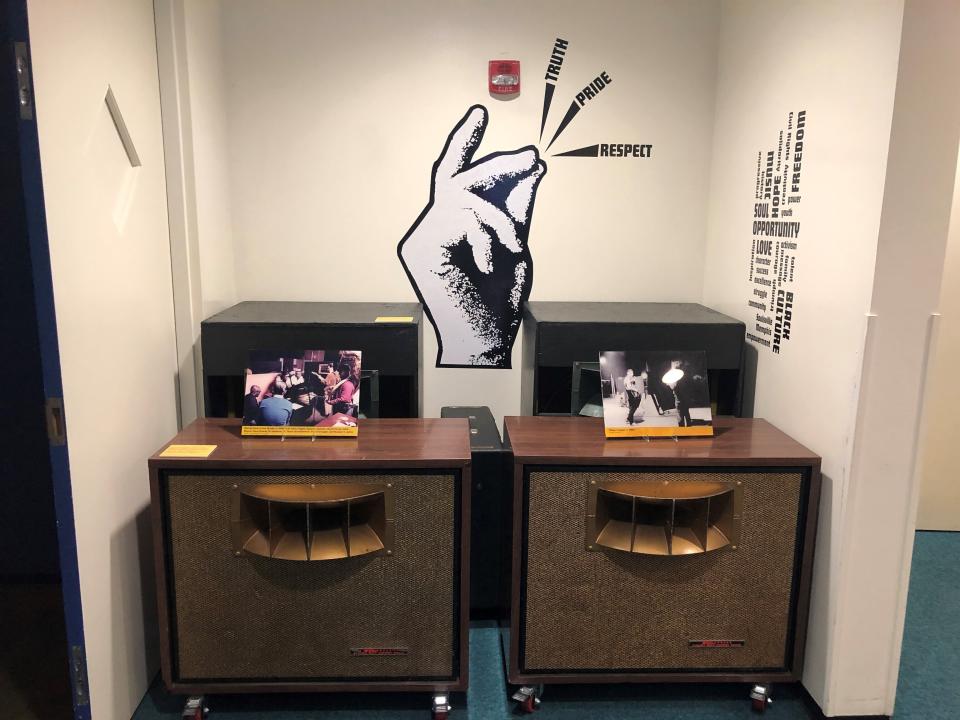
8, 2, 91, 718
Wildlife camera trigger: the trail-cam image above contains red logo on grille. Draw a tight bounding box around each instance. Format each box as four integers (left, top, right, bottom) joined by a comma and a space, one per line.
688, 640, 745, 649
350, 647, 409, 657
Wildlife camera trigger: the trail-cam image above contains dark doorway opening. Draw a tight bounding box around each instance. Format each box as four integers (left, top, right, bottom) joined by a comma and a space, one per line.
0, 6, 73, 719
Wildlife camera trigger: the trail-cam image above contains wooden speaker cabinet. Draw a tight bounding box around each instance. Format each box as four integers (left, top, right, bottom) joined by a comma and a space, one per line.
148, 418, 470, 696
502, 416, 820, 698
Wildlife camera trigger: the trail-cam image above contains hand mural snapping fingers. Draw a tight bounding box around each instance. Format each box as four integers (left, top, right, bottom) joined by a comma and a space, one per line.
398, 105, 548, 368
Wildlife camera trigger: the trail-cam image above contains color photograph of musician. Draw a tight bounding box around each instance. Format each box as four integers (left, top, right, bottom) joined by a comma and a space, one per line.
598, 350, 713, 436
242, 350, 362, 430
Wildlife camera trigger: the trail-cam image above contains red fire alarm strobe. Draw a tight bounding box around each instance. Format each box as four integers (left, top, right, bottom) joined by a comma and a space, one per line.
489, 60, 520, 95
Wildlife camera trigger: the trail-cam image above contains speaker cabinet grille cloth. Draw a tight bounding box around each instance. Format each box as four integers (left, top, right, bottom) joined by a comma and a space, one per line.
163, 472, 456, 682
522, 470, 802, 673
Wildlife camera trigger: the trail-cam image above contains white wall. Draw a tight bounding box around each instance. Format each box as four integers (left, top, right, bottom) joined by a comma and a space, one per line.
917, 145, 960, 530
832, 1, 960, 714
702, 0, 904, 713
175, 0, 722, 423
702, 4, 904, 705
703, 0, 960, 715
27, 0, 181, 718
182, 1, 237, 319
156, 0, 240, 423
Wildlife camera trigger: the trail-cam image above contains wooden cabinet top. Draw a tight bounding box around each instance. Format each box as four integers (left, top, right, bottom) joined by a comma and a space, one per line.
504, 416, 819, 467
149, 418, 470, 469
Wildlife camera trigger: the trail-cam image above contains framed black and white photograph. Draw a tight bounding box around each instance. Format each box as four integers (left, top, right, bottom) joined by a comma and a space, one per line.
598, 350, 714, 438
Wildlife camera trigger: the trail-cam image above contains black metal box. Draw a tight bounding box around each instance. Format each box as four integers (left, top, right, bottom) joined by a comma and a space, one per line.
441, 406, 511, 619
201, 301, 422, 419
520, 302, 747, 417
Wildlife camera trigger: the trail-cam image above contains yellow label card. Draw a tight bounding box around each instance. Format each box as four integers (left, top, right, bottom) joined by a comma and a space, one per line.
374, 316, 414, 323
159, 444, 217, 458
604, 426, 714, 439
241, 425, 358, 437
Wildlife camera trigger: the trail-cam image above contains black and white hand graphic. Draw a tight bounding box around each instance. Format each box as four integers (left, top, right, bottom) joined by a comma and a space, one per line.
398, 105, 547, 368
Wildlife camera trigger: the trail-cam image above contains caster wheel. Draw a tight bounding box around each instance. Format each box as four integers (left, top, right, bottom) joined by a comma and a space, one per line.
511, 686, 542, 713
749, 684, 772, 713
517, 694, 542, 713
432, 694, 451, 719
181, 696, 207, 720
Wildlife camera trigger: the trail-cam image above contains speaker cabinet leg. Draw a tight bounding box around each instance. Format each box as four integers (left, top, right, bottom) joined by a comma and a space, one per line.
432, 693, 452, 720
180, 696, 208, 720
749, 684, 773, 713
511, 685, 543, 713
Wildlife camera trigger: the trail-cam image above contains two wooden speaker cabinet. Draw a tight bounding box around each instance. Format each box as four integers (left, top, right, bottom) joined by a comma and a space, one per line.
502, 416, 821, 711
148, 418, 470, 709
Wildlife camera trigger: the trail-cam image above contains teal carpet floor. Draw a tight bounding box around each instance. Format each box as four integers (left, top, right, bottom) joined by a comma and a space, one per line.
134, 531, 959, 719
893, 531, 960, 719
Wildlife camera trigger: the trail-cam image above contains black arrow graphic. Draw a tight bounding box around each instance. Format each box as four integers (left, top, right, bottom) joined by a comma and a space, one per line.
540, 83, 556, 141
552, 144, 600, 157
545, 101, 581, 151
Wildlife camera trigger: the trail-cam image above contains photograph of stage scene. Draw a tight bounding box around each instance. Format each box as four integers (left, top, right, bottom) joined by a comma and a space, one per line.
242, 350, 361, 430
599, 350, 713, 434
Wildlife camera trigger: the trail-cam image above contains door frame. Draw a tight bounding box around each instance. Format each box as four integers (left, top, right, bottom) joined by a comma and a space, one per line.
3, 2, 90, 717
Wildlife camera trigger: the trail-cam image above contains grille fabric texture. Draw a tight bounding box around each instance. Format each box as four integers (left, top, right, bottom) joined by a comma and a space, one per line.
165, 472, 456, 681
522, 470, 802, 672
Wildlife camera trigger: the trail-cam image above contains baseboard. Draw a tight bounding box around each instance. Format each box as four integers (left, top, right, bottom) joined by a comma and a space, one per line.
800, 684, 889, 720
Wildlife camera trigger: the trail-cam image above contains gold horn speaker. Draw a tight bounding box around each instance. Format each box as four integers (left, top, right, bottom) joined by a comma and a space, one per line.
149, 418, 470, 694
586, 479, 742, 556
503, 416, 821, 686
